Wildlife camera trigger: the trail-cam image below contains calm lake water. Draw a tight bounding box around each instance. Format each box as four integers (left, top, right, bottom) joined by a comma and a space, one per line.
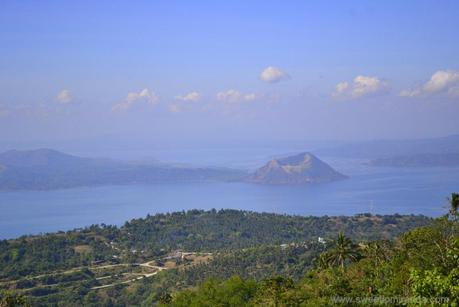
0, 156, 458, 239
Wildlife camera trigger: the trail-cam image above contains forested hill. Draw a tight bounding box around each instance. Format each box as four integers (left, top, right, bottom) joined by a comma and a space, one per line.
0, 209, 437, 306
161, 208, 459, 307
0, 210, 431, 278
122, 209, 431, 250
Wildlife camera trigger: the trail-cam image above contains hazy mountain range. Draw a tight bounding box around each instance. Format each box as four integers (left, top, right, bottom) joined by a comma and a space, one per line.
369, 153, 459, 168
0, 149, 246, 190
0, 149, 349, 190
2, 133, 459, 190
316, 134, 459, 159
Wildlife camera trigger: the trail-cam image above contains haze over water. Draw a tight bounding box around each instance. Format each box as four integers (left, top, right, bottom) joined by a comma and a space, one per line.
1, 149, 456, 239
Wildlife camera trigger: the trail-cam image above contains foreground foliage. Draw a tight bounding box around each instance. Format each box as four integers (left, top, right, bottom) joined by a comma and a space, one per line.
160, 198, 459, 306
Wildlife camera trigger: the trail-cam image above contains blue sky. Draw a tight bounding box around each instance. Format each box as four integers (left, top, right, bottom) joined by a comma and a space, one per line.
1, 1, 459, 150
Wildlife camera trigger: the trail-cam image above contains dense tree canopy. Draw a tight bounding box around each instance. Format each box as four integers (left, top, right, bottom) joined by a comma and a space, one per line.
162, 198, 459, 307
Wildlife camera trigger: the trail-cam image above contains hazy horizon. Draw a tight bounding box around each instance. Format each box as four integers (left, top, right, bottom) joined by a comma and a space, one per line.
1, 1, 459, 150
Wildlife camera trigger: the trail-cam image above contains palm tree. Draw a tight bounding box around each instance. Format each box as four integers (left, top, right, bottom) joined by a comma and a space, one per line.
326, 232, 360, 271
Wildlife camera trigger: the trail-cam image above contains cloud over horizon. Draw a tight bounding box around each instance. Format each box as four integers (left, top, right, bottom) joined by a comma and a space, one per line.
175, 91, 201, 102
216, 89, 257, 103
56, 90, 72, 104
333, 75, 388, 99
112, 88, 159, 112
400, 70, 459, 97
259, 66, 290, 83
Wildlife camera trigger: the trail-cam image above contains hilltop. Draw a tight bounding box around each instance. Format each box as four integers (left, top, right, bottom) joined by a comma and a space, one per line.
245, 152, 347, 185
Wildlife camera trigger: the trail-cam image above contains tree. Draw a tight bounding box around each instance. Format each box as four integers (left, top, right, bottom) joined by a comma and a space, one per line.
0, 291, 29, 307
158, 292, 172, 304
253, 277, 295, 307
325, 232, 360, 271
410, 238, 459, 305
448, 193, 459, 222
360, 241, 392, 266
314, 253, 330, 270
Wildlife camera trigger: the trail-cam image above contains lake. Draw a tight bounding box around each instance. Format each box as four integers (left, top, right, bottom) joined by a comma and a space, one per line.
0, 156, 458, 239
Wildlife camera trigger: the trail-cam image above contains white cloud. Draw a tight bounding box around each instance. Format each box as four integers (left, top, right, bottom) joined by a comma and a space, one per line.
424, 70, 459, 92
399, 88, 421, 97
175, 91, 201, 102
334, 82, 349, 95
333, 75, 388, 99
400, 70, 459, 97
216, 89, 257, 103
244, 93, 256, 101
217, 89, 241, 102
112, 88, 159, 112
259, 66, 290, 83
56, 89, 72, 104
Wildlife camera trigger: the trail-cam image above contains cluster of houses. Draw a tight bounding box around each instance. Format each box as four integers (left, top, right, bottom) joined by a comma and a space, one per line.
279, 237, 327, 250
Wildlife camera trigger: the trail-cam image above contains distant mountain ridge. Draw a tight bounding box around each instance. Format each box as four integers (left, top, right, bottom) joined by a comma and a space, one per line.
0, 149, 246, 190
369, 153, 459, 168
0, 149, 110, 168
245, 152, 347, 185
316, 134, 459, 159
